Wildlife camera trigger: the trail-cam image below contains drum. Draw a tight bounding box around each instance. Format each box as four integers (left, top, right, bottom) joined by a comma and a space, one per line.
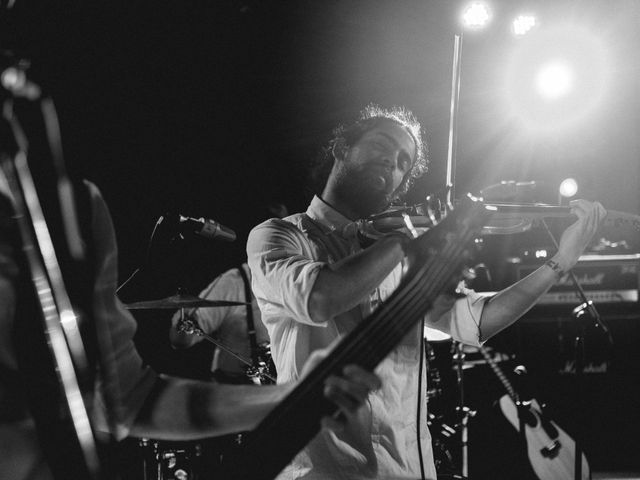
132, 433, 252, 479
424, 327, 453, 404
136, 439, 207, 480
244, 342, 277, 385
424, 327, 458, 474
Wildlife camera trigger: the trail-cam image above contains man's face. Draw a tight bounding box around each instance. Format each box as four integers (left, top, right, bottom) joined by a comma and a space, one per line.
335, 121, 417, 216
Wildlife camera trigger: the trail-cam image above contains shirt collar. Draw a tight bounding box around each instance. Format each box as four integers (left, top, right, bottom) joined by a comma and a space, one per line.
306, 195, 356, 236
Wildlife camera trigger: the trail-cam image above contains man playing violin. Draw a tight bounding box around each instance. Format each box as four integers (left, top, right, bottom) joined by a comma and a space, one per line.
247, 104, 606, 480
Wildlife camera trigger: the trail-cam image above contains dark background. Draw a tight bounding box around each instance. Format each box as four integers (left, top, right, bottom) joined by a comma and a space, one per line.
2, 0, 638, 279
2, 0, 639, 475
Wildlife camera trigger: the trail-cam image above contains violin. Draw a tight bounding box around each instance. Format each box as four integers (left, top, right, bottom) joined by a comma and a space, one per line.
365, 200, 640, 236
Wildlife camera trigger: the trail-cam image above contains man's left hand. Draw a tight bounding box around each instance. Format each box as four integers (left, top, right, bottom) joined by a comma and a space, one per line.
553, 199, 607, 271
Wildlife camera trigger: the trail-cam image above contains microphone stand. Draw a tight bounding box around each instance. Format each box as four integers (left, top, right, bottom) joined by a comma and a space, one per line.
541, 219, 612, 480
445, 32, 473, 479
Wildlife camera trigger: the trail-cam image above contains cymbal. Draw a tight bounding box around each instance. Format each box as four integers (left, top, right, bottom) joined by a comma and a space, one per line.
424, 326, 452, 342
453, 346, 511, 369
125, 293, 249, 310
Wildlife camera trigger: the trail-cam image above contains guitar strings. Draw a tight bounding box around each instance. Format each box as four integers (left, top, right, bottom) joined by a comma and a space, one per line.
258, 219, 472, 417
330, 215, 467, 366
348, 227, 473, 367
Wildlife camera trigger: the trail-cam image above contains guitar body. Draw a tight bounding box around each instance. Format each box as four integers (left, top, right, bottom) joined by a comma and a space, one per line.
498, 395, 590, 480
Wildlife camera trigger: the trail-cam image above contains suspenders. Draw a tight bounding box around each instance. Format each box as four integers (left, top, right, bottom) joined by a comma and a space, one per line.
237, 265, 259, 368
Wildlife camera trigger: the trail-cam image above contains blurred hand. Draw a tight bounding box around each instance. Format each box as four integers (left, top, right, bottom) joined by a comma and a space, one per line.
299, 350, 381, 431
553, 199, 607, 270
321, 365, 380, 428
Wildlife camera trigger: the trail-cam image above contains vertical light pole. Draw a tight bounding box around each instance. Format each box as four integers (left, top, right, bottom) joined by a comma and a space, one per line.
448, 5, 491, 479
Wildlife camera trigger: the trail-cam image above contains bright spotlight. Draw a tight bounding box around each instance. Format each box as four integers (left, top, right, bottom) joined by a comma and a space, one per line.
559, 178, 578, 198
512, 15, 537, 36
0, 66, 41, 100
535, 61, 573, 100
462, 2, 491, 29
1, 67, 25, 91
503, 24, 609, 134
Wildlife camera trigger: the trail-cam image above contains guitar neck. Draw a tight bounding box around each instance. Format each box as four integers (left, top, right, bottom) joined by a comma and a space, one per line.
478, 346, 519, 404
220, 201, 490, 480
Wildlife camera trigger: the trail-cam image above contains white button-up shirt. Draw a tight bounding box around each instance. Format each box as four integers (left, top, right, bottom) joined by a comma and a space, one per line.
247, 195, 486, 480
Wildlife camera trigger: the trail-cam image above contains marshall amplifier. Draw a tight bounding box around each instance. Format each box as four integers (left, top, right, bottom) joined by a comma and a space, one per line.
515, 253, 640, 305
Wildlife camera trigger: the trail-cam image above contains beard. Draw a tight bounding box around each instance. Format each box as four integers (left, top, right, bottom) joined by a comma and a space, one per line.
332, 163, 393, 218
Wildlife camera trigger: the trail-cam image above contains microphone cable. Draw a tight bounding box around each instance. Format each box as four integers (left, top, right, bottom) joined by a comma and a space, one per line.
116, 215, 163, 294
416, 315, 427, 480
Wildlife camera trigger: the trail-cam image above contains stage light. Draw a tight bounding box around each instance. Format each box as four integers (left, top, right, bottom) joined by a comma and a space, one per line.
1, 64, 40, 100
512, 15, 537, 36
535, 61, 573, 100
461, 2, 491, 29
1, 67, 25, 91
559, 178, 578, 198
503, 24, 609, 134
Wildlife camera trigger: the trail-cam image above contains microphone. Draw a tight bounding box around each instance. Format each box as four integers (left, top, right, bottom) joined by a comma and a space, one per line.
161, 213, 236, 242
178, 214, 236, 242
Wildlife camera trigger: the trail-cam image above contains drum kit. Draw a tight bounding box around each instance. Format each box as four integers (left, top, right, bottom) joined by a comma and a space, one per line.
121, 294, 510, 480
123, 292, 275, 480
126, 292, 276, 384
424, 326, 512, 477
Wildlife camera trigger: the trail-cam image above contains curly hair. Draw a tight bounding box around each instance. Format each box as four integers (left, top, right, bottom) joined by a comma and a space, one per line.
308, 104, 428, 198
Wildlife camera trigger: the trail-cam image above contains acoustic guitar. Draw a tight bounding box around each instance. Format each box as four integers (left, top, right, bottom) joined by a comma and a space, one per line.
478, 346, 590, 480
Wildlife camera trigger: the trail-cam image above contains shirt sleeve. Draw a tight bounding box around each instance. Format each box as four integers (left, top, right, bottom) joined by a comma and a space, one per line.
168, 273, 230, 348
86, 181, 157, 441
247, 219, 326, 326
425, 287, 489, 347
192, 270, 238, 333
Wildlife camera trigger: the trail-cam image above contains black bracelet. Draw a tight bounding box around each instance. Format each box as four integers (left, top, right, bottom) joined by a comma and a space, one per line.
545, 259, 565, 277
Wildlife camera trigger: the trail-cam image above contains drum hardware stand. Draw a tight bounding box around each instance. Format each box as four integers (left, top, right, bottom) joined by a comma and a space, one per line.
541, 219, 612, 480
443, 30, 475, 479
453, 341, 475, 480
176, 312, 276, 384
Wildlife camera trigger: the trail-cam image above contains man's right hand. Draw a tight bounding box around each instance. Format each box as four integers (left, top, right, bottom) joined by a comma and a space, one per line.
322, 364, 381, 424
299, 350, 380, 430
